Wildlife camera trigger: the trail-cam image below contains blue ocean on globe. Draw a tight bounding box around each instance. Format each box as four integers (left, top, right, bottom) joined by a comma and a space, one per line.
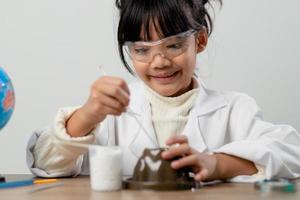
0, 67, 15, 130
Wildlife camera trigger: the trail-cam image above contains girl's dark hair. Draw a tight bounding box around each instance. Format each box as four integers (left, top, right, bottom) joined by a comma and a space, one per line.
115, 0, 222, 74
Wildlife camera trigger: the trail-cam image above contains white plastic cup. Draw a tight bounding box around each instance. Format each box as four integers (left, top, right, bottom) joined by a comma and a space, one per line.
88, 146, 122, 191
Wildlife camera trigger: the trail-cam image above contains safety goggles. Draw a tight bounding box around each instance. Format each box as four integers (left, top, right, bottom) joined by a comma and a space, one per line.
123, 29, 197, 63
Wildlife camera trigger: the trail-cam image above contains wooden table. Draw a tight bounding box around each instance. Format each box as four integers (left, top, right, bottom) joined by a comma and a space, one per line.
0, 175, 299, 200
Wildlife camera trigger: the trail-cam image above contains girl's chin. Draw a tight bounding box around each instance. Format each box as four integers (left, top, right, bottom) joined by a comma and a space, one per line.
148, 79, 193, 97
150, 85, 183, 97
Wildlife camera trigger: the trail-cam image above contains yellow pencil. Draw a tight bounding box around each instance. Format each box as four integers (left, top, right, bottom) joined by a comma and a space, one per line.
34, 179, 57, 184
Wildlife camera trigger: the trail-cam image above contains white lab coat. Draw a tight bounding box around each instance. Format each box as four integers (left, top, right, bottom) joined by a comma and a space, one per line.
27, 80, 300, 180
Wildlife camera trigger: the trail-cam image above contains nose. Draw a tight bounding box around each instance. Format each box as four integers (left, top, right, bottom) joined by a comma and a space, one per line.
150, 53, 171, 69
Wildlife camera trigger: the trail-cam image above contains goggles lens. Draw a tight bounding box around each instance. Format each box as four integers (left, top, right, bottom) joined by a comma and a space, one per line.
124, 29, 197, 63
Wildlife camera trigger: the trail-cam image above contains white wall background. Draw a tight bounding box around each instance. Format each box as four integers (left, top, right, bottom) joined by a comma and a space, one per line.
0, 0, 299, 174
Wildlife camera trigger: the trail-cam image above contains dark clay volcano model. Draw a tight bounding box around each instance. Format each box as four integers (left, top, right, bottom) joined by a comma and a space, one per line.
123, 148, 196, 190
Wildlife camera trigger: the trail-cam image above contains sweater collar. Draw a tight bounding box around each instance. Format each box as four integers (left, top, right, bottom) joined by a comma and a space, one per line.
143, 77, 200, 108
128, 78, 229, 117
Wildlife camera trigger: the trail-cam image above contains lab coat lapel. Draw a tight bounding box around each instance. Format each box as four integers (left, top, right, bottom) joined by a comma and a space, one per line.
193, 80, 229, 117
183, 81, 229, 153
128, 83, 158, 158
182, 112, 208, 153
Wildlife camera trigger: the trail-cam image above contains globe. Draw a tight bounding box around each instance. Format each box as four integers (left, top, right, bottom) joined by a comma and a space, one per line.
0, 67, 15, 182
0, 67, 15, 130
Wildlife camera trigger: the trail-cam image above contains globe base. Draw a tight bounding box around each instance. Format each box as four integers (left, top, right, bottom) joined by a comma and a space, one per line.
0, 174, 5, 182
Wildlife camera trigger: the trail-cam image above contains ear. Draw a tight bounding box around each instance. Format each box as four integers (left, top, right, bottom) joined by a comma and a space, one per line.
196, 29, 208, 53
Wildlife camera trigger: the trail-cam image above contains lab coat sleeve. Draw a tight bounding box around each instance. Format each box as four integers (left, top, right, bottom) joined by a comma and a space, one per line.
214, 93, 300, 181
26, 106, 97, 177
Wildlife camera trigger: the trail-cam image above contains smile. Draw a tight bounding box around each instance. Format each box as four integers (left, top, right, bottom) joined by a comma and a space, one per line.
150, 71, 180, 84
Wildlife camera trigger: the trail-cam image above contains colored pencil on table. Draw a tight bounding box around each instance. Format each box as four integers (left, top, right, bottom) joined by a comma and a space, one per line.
34, 179, 57, 184
0, 179, 57, 189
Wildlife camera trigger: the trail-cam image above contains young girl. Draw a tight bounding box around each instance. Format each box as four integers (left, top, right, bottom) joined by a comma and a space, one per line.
27, 0, 300, 181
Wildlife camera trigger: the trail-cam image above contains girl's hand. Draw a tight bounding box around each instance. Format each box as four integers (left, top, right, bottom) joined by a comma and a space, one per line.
82, 76, 130, 122
66, 76, 130, 137
161, 135, 218, 181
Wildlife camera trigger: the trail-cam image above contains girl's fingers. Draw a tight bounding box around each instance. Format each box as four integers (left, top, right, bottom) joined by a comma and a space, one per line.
92, 82, 129, 107
97, 93, 125, 113
161, 143, 193, 159
108, 78, 130, 95
169, 153, 210, 181
101, 86, 129, 106
170, 154, 199, 169
195, 168, 209, 181
165, 135, 189, 146
102, 76, 130, 96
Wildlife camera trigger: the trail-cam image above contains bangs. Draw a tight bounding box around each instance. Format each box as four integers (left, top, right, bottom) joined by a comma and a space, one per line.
118, 0, 198, 43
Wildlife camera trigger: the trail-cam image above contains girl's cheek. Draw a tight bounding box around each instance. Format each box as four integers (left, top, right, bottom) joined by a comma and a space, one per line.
133, 62, 149, 76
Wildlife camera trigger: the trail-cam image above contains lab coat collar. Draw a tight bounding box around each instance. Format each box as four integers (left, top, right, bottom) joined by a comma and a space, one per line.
193, 80, 229, 117
129, 79, 229, 117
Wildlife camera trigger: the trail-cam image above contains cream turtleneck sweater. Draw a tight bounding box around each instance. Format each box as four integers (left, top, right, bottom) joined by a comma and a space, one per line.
144, 79, 200, 147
